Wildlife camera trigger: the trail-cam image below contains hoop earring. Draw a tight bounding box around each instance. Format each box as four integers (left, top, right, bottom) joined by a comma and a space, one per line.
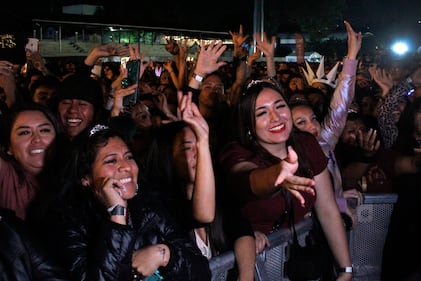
135, 184, 139, 196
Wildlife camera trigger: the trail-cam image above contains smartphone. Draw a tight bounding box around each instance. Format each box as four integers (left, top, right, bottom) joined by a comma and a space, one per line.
120, 56, 130, 69
25, 38, 39, 52
123, 59, 141, 107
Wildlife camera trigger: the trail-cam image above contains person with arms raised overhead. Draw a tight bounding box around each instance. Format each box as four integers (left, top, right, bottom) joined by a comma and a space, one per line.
289, 21, 364, 228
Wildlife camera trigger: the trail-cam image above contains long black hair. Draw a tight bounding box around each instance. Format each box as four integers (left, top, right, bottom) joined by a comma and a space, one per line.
27, 124, 141, 227
145, 120, 230, 255
231, 80, 313, 177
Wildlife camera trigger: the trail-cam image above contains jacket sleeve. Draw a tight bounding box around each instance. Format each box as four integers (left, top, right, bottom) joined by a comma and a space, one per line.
61, 208, 136, 281
320, 58, 358, 149
0, 208, 70, 281
377, 79, 413, 148
133, 207, 211, 281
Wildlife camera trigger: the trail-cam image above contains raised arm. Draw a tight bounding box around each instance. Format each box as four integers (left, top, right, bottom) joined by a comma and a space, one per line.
188, 40, 227, 90
177, 91, 216, 223
226, 24, 251, 105
254, 31, 277, 78
320, 20, 362, 149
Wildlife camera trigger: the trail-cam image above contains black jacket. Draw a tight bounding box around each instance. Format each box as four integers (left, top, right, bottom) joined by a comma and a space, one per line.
54, 187, 211, 281
0, 207, 69, 281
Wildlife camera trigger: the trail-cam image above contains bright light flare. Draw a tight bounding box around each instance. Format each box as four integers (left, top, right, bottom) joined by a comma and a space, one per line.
391, 41, 409, 55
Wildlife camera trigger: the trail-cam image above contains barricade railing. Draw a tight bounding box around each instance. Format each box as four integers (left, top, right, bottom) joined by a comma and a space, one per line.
209, 217, 313, 281
349, 193, 397, 281
209, 248, 236, 281
254, 217, 313, 281
209, 193, 398, 281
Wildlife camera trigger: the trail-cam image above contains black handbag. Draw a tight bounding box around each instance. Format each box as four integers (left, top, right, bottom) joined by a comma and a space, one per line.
281, 194, 334, 281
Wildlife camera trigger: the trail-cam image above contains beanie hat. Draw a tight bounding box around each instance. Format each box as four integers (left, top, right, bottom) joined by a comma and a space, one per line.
55, 74, 104, 109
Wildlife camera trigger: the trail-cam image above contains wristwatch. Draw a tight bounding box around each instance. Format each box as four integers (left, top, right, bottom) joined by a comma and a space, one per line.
339, 266, 353, 274
107, 205, 127, 216
193, 73, 204, 82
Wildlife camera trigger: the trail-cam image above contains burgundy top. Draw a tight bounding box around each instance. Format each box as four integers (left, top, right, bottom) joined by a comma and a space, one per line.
220, 132, 328, 234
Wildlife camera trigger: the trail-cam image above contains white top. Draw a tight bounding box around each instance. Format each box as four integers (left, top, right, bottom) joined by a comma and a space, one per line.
194, 229, 212, 260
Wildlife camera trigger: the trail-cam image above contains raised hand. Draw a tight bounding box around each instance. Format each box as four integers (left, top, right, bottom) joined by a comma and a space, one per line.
229, 24, 249, 59
254, 32, 276, 59
357, 128, 381, 158
193, 40, 227, 77
165, 37, 179, 55
275, 146, 316, 207
177, 91, 209, 142
84, 42, 129, 65
344, 20, 362, 60
369, 65, 393, 99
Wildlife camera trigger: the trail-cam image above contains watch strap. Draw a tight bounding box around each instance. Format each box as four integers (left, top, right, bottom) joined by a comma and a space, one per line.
107, 205, 126, 216
193, 73, 204, 82
339, 266, 353, 274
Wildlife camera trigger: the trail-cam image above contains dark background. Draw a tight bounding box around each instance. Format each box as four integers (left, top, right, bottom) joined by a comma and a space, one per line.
5, 0, 421, 54
8, 0, 421, 34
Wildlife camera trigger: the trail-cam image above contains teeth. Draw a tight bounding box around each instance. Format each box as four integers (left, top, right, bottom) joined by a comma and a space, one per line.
31, 149, 44, 154
120, 178, 132, 184
269, 124, 284, 131
67, 118, 82, 123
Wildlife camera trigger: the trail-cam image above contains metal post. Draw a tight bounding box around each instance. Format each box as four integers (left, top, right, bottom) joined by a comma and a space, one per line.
59, 25, 62, 53
253, 0, 264, 53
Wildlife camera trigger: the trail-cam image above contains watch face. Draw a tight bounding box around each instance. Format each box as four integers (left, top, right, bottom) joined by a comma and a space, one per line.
194, 74, 203, 82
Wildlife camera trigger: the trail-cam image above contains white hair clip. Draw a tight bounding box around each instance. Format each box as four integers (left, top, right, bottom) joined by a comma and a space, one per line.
89, 124, 109, 137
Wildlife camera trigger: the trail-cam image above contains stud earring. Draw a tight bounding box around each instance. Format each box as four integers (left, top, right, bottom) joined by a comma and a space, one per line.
247, 130, 253, 141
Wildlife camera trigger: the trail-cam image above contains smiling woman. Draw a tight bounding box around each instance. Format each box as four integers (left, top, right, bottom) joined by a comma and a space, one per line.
0, 102, 61, 220
25, 123, 211, 280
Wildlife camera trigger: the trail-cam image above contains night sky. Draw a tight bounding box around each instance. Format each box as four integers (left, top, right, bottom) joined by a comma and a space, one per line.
5, 0, 421, 46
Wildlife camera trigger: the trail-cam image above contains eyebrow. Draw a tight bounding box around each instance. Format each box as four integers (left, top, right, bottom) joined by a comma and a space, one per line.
101, 152, 118, 161
15, 122, 53, 130
256, 98, 284, 111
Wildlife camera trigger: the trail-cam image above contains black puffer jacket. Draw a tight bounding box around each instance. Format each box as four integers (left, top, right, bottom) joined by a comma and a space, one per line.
0, 207, 69, 281
56, 188, 211, 281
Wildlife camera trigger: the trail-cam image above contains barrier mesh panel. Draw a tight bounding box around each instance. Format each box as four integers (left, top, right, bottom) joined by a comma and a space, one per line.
349, 194, 397, 281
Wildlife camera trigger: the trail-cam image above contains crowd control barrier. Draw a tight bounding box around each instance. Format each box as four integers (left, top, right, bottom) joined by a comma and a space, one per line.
348, 193, 398, 281
209, 193, 398, 281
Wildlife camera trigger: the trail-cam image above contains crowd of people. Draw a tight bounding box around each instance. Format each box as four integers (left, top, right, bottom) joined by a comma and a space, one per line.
1, 19, 421, 281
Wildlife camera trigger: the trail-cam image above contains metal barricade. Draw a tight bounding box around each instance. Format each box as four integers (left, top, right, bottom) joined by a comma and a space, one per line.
209, 193, 398, 281
349, 193, 398, 281
209, 249, 236, 281
255, 217, 313, 281
209, 217, 313, 281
